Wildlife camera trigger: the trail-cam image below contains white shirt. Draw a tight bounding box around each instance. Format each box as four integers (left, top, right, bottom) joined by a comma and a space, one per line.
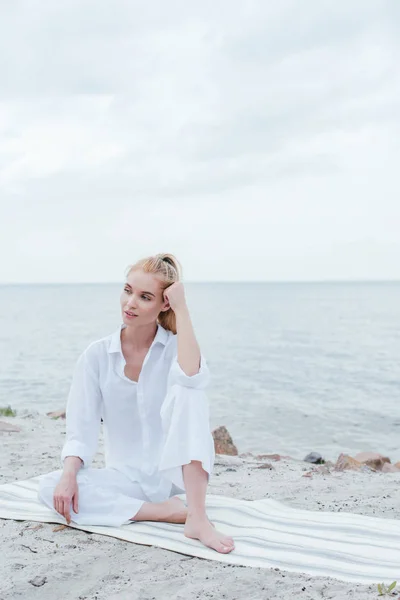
61, 323, 210, 500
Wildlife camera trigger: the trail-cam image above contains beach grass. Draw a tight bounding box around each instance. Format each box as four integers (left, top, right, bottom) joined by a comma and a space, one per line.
0, 406, 17, 417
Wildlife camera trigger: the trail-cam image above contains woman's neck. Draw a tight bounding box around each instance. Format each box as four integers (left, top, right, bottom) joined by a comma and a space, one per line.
121, 321, 158, 351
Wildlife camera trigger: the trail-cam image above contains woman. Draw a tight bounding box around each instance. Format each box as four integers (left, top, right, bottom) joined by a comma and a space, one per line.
38, 254, 235, 554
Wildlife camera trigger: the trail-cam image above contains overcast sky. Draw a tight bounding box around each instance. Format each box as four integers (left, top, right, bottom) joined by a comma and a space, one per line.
0, 1, 399, 283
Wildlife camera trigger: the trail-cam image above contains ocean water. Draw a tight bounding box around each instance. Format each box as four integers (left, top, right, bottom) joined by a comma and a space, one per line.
1, 282, 399, 461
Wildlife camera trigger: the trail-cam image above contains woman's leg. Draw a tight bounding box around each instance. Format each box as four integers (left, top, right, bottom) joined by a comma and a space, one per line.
131, 497, 187, 523
38, 468, 147, 527
183, 460, 235, 553
159, 386, 235, 553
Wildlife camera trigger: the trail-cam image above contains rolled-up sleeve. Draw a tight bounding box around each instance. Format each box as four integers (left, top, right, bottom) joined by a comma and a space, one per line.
61, 346, 102, 468
167, 354, 210, 390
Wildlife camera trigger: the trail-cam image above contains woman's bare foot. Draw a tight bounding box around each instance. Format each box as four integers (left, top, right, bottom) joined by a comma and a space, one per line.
184, 513, 235, 554
132, 497, 188, 524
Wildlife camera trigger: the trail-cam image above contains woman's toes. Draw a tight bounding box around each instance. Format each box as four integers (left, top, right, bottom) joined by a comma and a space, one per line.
209, 540, 231, 553
219, 542, 234, 553
213, 535, 235, 553
222, 535, 234, 547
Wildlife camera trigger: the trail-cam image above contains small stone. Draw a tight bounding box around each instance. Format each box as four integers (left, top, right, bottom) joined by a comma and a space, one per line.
256, 453, 281, 461
52, 525, 67, 532
47, 409, 66, 419
394, 461, 400, 469
381, 463, 400, 473
212, 426, 238, 456
29, 576, 47, 587
360, 464, 374, 473
316, 465, 331, 475
334, 454, 362, 472
302, 472, 313, 478
354, 452, 390, 471
257, 463, 274, 470
0, 421, 21, 433
304, 452, 324, 464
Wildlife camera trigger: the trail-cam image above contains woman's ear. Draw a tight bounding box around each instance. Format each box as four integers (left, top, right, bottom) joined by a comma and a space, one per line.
160, 293, 170, 313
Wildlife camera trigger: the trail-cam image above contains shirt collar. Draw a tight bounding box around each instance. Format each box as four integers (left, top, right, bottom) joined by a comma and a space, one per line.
108, 322, 170, 354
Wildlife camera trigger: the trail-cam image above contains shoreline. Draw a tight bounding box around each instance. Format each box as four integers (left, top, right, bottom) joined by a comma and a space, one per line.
1, 413, 400, 599
3, 406, 399, 465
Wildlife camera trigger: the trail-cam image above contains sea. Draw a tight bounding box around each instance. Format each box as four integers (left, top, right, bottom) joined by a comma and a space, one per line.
1, 282, 399, 461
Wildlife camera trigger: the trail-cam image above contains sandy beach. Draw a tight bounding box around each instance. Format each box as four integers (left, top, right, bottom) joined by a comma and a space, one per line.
1, 412, 400, 600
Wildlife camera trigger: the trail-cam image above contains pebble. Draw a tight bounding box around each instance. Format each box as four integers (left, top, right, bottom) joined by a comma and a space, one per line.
29, 576, 47, 587
304, 452, 324, 464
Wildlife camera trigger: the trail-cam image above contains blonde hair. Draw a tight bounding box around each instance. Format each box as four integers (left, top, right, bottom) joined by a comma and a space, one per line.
126, 253, 182, 334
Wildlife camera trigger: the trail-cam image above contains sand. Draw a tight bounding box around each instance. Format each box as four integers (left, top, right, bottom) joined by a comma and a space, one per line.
1, 412, 400, 600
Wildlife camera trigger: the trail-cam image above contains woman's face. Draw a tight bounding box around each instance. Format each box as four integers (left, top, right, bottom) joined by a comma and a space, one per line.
120, 268, 170, 327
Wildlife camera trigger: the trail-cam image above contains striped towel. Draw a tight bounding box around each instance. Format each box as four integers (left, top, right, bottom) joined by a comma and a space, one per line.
1, 476, 399, 584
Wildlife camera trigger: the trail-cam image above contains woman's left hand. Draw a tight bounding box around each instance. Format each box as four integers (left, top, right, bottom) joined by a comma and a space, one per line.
163, 282, 187, 313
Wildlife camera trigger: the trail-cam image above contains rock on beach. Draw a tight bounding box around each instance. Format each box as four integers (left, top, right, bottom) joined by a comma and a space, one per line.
0, 421, 21, 433
46, 409, 66, 419
304, 452, 324, 464
334, 452, 400, 473
212, 426, 238, 456
354, 452, 391, 471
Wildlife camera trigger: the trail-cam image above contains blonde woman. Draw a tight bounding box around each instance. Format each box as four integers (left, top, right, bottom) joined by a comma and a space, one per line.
38, 254, 235, 554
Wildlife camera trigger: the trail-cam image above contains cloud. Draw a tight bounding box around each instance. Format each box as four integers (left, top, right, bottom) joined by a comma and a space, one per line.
0, 0, 399, 282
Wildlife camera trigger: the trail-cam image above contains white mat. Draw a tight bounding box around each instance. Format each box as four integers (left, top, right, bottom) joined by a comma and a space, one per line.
1, 476, 399, 584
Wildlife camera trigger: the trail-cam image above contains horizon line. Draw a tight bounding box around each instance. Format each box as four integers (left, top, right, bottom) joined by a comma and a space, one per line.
1, 279, 400, 286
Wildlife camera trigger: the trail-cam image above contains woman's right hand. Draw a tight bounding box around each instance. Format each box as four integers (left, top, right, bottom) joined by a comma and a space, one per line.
53, 473, 79, 524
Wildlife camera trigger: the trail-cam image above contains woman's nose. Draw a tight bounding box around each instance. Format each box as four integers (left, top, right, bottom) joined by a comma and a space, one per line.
127, 295, 137, 308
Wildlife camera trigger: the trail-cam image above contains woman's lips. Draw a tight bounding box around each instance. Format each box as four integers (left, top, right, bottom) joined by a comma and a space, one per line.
124, 311, 138, 318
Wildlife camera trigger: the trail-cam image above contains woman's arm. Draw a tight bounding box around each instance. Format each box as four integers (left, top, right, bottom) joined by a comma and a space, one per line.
54, 347, 102, 523
61, 347, 102, 468
164, 283, 201, 376
54, 458, 81, 524
63, 456, 83, 476
175, 306, 201, 376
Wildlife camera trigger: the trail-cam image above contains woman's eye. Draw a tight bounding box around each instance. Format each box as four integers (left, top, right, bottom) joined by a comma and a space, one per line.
124, 288, 131, 293
141, 295, 150, 301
